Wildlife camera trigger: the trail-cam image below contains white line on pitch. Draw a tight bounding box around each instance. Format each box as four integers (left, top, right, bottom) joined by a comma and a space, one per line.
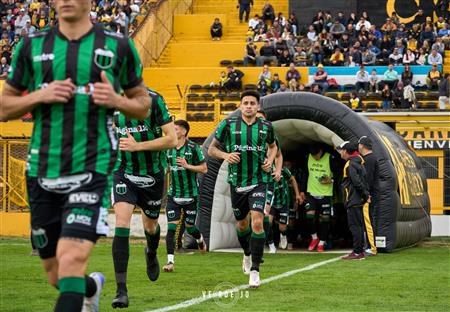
144, 256, 342, 312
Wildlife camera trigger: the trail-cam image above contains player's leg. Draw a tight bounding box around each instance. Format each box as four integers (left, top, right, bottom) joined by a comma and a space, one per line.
184, 198, 206, 252
164, 196, 181, 272
264, 185, 275, 253
267, 213, 276, 253
111, 171, 137, 308
317, 197, 332, 252
306, 196, 320, 251
278, 206, 289, 250
231, 186, 252, 266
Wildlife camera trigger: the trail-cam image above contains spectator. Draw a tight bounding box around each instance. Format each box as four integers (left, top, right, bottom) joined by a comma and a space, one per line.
432, 37, 445, 56
218, 71, 229, 93
224, 66, 244, 91
381, 84, 392, 110
330, 47, 344, 66
407, 36, 418, 52
0, 56, 9, 80
393, 81, 407, 108
246, 27, 255, 40
271, 73, 282, 93
254, 28, 267, 41
211, 18, 223, 41
420, 25, 435, 44
349, 91, 362, 110
286, 63, 301, 90
355, 66, 370, 93
257, 78, 269, 96
438, 74, 449, 110
277, 82, 290, 92
243, 41, 260, 66
401, 64, 414, 85
361, 48, 376, 66
238, 0, 253, 23
293, 46, 308, 66
379, 35, 393, 61
336, 11, 347, 26
347, 46, 362, 67
249, 14, 260, 30
402, 48, 416, 65
23, 21, 36, 36
288, 13, 299, 36
14, 8, 30, 35
274, 37, 287, 56
258, 64, 272, 84
388, 48, 403, 65
369, 69, 378, 92
310, 43, 324, 66
307, 25, 318, 42
311, 84, 322, 94
416, 48, 429, 65
262, 3, 275, 25
278, 49, 293, 67
113, 7, 127, 34
312, 64, 328, 92
129, 0, 141, 25
259, 39, 278, 66
356, 16, 371, 31
415, 9, 426, 25
437, 23, 450, 38
330, 20, 346, 36
380, 64, 399, 89
403, 80, 417, 109
426, 64, 442, 89
381, 17, 397, 32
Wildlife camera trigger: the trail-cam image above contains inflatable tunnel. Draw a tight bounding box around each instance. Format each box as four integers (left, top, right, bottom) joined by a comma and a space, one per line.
196, 92, 431, 252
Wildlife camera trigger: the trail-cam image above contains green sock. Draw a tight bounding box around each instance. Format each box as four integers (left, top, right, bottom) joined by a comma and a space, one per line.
145, 224, 160, 255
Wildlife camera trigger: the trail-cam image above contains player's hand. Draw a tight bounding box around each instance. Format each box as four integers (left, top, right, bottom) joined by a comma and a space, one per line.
272, 170, 281, 182
299, 192, 306, 204
226, 152, 241, 164
367, 196, 372, 204
39, 78, 76, 104
119, 131, 139, 152
92, 71, 120, 108
296, 194, 303, 206
320, 176, 333, 184
293, 201, 298, 211
261, 158, 273, 172
176, 157, 189, 168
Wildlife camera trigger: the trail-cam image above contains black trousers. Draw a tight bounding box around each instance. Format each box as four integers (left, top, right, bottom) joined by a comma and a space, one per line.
347, 205, 364, 254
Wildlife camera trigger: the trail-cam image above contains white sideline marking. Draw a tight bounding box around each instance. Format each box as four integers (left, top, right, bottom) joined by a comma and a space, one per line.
144, 256, 342, 312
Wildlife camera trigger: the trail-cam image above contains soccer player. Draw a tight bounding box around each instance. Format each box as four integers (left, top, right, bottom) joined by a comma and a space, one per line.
208, 90, 278, 288
0, 1, 150, 311
163, 119, 208, 272
111, 88, 177, 308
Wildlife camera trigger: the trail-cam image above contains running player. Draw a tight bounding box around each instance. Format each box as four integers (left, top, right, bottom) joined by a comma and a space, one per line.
111, 88, 177, 308
0, 1, 150, 311
208, 90, 278, 288
163, 119, 208, 272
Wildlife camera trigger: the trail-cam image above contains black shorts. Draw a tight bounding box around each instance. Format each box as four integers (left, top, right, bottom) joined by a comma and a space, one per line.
270, 205, 289, 225
27, 172, 111, 259
112, 170, 164, 219
305, 195, 332, 216
265, 183, 274, 207
230, 184, 267, 221
166, 196, 198, 225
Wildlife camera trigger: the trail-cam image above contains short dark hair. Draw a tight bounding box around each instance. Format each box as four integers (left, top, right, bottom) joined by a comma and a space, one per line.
174, 119, 190, 136
240, 90, 260, 102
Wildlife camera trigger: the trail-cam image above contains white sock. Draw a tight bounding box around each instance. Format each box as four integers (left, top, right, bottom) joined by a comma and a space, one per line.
196, 235, 204, 243
269, 243, 276, 249
168, 254, 174, 264
319, 240, 325, 246
311, 233, 318, 240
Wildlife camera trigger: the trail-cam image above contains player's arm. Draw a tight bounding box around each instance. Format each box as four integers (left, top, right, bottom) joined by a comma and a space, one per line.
289, 175, 302, 205
262, 142, 277, 172
272, 146, 283, 181
208, 138, 240, 164
119, 122, 177, 152
178, 161, 207, 174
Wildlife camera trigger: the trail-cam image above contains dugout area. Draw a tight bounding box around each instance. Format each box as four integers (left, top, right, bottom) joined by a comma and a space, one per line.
196, 92, 432, 252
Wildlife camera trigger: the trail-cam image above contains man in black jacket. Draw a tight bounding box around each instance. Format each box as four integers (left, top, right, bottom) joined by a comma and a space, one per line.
224, 65, 245, 91
337, 141, 370, 260
238, 0, 253, 23
358, 136, 378, 256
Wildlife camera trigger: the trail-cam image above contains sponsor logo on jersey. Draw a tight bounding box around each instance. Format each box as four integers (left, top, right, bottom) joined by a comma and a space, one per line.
32, 228, 48, 248
173, 197, 194, 205
252, 192, 265, 198
147, 199, 162, 206
235, 185, 257, 194
38, 173, 92, 194
124, 174, 156, 188
116, 124, 149, 135
68, 192, 99, 204
233, 145, 264, 152
33, 53, 54, 62
66, 208, 94, 226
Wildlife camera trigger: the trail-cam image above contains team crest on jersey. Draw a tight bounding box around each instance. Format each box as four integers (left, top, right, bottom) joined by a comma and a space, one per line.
94, 48, 114, 69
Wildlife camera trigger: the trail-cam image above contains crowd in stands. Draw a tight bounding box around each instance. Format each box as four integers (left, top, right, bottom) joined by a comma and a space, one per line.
0, 0, 149, 79
242, 7, 449, 68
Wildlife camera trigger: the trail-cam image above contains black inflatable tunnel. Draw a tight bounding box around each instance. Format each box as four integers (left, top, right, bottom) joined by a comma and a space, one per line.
196, 92, 431, 252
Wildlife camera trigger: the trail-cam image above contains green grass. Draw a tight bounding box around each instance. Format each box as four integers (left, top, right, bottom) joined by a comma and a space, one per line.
0, 237, 449, 312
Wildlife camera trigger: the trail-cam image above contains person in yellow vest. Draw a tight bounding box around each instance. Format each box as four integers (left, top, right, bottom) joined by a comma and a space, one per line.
299, 145, 339, 252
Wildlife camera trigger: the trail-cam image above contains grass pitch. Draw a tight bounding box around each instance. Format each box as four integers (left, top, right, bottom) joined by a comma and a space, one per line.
0, 237, 449, 312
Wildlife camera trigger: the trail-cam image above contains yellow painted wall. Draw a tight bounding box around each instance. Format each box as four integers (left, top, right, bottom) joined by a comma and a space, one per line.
0, 212, 30, 237
174, 14, 228, 37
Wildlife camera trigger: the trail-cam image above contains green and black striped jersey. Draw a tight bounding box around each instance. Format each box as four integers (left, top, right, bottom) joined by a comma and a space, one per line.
167, 140, 205, 198
7, 24, 143, 178
114, 89, 172, 175
273, 166, 293, 207
215, 116, 275, 187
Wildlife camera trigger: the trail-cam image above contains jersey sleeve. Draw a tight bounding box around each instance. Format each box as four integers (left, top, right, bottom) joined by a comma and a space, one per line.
119, 38, 143, 90
215, 119, 229, 143
192, 144, 206, 165
266, 123, 275, 144
6, 37, 32, 91
283, 167, 293, 178
153, 95, 172, 127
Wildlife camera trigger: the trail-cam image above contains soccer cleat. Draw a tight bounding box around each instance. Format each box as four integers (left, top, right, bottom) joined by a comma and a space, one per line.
249, 270, 261, 288
242, 255, 251, 275
268, 243, 277, 254
287, 243, 293, 250
308, 238, 320, 251
280, 235, 288, 250
111, 292, 129, 309
82, 272, 105, 312
364, 248, 376, 256
145, 248, 160, 281
317, 244, 325, 253
341, 252, 365, 260
163, 262, 174, 272
197, 235, 207, 253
